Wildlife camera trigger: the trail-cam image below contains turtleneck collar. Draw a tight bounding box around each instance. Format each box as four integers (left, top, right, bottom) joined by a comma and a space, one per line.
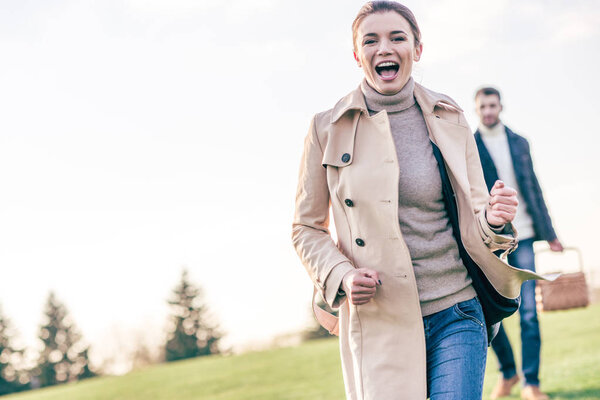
360, 77, 416, 113
478, 121, 505, 138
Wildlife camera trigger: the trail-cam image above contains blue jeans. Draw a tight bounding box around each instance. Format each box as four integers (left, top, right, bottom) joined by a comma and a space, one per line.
491, 238, 541, 386
424, 297, 488, 399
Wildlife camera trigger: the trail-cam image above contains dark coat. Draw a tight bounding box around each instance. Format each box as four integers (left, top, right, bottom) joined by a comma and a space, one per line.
474, 126, 557, 242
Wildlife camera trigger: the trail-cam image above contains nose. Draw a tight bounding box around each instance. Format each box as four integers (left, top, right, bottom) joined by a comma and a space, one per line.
377, 38, 392, 55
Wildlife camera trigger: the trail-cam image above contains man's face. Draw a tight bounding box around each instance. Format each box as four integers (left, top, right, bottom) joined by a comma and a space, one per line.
475, 94, 502, 128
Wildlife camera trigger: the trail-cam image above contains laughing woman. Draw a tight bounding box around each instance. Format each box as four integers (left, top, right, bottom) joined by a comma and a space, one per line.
292, 2, 548, 400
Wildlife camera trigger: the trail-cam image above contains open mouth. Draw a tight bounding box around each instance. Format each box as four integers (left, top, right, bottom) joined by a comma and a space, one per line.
375, 61, 399, 81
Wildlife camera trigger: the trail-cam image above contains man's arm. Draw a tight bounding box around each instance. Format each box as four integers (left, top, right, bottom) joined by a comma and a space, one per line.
522, 139, 562, 250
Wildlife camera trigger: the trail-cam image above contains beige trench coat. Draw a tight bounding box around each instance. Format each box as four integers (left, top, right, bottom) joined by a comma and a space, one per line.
292, 82, 547, 400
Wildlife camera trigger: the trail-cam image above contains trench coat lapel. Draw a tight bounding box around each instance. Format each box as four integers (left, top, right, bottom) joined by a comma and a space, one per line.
325, 82, 473, 199
413, 83, 470, 198
320, 86, 367, 167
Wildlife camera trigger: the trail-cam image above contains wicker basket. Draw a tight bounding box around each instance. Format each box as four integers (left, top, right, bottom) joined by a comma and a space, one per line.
535, 247, 589, 312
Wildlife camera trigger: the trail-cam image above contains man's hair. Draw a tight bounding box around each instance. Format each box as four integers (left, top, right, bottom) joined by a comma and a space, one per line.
475, 87, 501, 101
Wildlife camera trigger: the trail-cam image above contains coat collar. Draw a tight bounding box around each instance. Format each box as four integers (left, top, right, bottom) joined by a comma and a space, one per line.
330, 81, 463, 123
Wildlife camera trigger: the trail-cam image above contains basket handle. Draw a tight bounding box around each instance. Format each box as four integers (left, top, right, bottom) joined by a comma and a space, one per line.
535, 246, 584, 273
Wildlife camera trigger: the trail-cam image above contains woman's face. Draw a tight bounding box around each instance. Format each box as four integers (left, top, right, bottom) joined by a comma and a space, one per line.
354, 11, 422, 95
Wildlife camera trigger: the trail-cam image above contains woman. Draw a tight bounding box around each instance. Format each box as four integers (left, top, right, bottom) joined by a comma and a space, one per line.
292, 2, 547, 399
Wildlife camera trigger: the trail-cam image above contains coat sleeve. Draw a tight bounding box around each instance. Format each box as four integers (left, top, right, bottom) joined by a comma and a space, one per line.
462, 115, 519, 253
292, 115, 355, 309
522, 138, 558, 241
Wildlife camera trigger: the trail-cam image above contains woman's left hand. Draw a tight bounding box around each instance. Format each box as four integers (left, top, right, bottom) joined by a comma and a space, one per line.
486, 180, 518, 227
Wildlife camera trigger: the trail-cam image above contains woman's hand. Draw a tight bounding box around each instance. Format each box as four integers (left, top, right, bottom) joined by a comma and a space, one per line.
486, 180, 518, 227
341, 268, 381, 305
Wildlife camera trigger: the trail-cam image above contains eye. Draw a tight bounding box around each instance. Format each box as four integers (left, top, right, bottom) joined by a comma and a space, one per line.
363, 39, 376, 46
392, 36, 406, 42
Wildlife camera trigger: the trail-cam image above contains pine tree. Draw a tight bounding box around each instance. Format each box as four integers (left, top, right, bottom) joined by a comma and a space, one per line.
165, 269, 221, 362
0, 305, 23, 395
33, 292, 95, 387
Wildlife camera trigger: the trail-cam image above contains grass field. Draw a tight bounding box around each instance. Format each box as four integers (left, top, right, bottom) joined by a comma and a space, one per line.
4, 303, 599, 400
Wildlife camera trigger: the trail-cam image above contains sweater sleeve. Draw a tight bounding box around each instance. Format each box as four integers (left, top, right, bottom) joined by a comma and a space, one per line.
522, 138, 558, 241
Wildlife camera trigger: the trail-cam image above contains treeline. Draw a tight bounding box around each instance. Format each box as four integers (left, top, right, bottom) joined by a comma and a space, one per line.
0, 269, 222, 396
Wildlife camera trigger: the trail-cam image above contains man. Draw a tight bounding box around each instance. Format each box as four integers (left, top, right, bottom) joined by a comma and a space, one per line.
474, 87, 563, 400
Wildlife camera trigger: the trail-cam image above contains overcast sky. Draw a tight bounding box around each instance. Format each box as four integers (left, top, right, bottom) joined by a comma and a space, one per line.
1, 0, 599, 372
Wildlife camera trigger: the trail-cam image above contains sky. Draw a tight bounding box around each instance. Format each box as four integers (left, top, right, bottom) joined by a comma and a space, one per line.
1, 0, 599, 373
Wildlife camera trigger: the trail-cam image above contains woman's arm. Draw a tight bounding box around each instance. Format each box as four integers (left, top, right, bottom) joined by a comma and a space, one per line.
292, 115, 355, 308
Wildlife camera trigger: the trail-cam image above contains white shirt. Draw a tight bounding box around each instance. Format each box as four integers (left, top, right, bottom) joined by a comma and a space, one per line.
479, 122, 535, 240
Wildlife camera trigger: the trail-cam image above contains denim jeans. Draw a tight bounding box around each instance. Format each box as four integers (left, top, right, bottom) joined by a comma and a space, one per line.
491, 238, 541, 386
423, 297, 488, 400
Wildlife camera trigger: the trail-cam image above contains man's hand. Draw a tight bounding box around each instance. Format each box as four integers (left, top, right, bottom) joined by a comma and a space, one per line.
486, 180, 519, 227
548, 239, 564, 252
341, 268, 381, 305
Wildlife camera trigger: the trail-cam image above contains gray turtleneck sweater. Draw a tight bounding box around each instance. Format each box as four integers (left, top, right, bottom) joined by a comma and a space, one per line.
360, 78, 476, 316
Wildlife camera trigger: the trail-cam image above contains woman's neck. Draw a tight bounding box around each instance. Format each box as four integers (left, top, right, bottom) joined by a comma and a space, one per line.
360, 77, 415, 113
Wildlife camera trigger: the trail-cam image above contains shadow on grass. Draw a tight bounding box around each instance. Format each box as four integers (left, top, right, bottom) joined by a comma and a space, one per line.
547, 387, 600, 399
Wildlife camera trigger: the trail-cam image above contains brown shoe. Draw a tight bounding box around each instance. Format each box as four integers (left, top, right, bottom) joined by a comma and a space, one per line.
490, 374, 520, 399
521, 385, 550, 400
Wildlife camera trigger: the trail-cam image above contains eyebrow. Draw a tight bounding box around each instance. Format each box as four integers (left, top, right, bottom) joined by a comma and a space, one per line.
363, 30, 408, 38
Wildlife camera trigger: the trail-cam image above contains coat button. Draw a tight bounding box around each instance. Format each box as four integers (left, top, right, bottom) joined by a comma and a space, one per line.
355, 238, 365, 247
341, 153, 351, 163
345, 199, 354, 207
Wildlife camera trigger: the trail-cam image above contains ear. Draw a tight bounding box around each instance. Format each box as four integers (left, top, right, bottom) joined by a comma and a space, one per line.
413, 43, 423, 62
353, 51, 362, 68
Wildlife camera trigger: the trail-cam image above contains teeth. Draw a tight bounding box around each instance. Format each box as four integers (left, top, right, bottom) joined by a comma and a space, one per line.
377, 62, 398, 68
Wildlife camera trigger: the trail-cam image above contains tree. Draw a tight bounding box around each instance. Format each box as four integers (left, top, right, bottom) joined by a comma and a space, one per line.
0, 305, 25, 395
164, 269, 221, 362
33, 292, 95, 387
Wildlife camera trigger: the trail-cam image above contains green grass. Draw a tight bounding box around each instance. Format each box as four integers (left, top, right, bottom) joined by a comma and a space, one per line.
482, 304, 600, 399
5, 304, 599, 400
